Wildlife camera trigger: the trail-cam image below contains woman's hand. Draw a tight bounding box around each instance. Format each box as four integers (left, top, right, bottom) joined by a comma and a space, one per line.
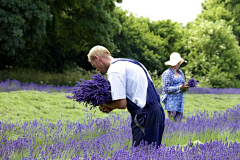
183, 84, 190, 90
180, 84, 190, 93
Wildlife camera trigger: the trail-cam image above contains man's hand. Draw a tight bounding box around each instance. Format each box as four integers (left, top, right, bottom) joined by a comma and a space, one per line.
99, 106, 114, 113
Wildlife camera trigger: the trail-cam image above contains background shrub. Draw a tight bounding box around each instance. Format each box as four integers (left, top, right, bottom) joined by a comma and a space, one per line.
0, 67, 97, 86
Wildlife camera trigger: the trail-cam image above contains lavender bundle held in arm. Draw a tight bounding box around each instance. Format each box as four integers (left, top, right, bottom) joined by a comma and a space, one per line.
67, 73, 112, 109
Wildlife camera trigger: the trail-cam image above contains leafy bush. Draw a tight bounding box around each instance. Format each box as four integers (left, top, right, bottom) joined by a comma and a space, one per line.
149, 70, 162, 88
0, 67, 164, 89
183, 19, 240, 88
0, 67, 97, 86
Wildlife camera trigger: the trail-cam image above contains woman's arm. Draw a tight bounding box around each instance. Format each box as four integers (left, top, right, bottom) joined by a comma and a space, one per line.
162, 71, 181, 93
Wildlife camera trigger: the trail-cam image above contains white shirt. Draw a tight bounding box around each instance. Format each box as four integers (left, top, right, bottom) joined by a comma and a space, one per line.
107, 58, 151, 108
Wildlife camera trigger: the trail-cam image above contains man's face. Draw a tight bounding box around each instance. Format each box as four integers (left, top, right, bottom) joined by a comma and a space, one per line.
90, 56, 108, 74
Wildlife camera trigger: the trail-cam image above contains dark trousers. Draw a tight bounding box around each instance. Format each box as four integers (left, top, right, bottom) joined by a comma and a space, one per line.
127, 99, 165, 148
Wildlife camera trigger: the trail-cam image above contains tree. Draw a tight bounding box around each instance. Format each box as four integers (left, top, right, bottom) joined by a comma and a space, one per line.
198, 0, 240, 43
148, 19, 186, 60
42, 0, 122, 71
0, 0, 53, 69
0, 0, 123, 72
112, 8, 167, 73
183, 19, 240, 88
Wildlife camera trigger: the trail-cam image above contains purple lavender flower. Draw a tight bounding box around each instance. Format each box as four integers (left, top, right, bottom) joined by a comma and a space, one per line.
1, 105, 240, 159
0, 79, 72, 93
187, 78, 199, 87
67, 73, 112, 108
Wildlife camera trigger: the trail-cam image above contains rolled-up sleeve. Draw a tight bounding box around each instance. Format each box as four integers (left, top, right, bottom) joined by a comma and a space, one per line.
161, 71, 181, 93
108, 72, 126, 100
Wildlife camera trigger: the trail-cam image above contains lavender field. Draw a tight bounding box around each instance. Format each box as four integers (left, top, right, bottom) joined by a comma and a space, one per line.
1, 79, 240, 94
0, 79, 240, 159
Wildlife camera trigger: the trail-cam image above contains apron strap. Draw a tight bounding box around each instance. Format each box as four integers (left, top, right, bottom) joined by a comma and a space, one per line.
111, 58, 160, 105
111, 58, 151, 81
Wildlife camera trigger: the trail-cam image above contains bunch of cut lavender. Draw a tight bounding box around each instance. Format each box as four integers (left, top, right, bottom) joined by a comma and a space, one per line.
181, 78, 198, 93
67, 73, 112, 109
187, 78, 199, 87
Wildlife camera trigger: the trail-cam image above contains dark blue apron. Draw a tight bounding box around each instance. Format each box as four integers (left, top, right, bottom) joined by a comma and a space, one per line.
111, 59, 165, 148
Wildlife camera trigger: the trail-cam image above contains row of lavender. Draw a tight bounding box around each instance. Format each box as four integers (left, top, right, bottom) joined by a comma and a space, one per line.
1, 105, 239, 159
155, 87, 240, 94
0, 79, 72, 93
1, 79, 240, 94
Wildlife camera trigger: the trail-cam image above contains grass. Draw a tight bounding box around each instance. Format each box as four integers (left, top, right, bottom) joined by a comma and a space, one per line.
0, 91, 126, 123
183, 94, 240, 114
0, 91, 239, 123
163, 128, 240, 147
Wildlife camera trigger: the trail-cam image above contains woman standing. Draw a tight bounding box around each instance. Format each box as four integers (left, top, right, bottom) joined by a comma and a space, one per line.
161, 52, 189, 121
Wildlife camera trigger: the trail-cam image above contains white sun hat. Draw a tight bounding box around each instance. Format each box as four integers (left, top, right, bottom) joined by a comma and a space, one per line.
164, 52, 187, 66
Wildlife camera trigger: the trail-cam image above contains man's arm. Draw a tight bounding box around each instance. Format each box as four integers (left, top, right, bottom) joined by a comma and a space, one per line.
103, 99, 127, 109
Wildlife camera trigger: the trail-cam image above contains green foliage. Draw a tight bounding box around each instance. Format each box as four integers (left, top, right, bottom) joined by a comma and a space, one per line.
112, 9, 188, 74
0, 67, 162, 88
149, 70, 162, 88
148, 20, 186, 63
47, 0, 121, 52
38, 0, 122, 71
0, 68, 97, 86
0, 0, 122, 72
1, 0, 240, 82
0, 0, 53, 55
0, 0, 53, 69
206, 66, 234, 88
198, 0, 240, 43
183, 19, 240, 88
112, 9, 166, 73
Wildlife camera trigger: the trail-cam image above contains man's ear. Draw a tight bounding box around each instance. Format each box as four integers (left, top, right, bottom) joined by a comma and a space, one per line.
94, 55, 98, 61
94, 55, 102, 62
